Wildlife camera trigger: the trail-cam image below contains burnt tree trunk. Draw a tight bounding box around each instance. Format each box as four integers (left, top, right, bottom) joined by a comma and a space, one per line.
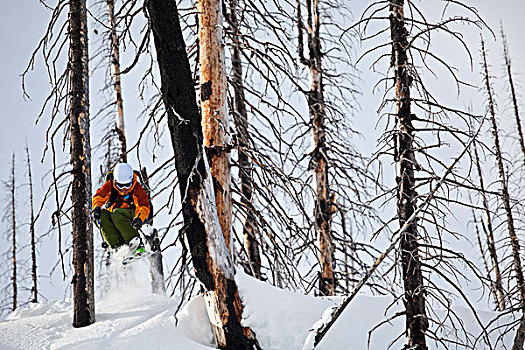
227, 0, 262, 279
144, 0, 257, 348
69, 0, 95, 328
26, 145, 38, 303
199, 0, 232, 251
107, 0, 127, 163
481, 39, 525, 350
300, 0, 335, 296
390, 1, 428, 348
474, 141, 505, 310
9, 154, 17, 311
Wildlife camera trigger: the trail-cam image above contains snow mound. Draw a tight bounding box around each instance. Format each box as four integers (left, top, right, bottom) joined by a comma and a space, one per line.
0, 266, 516, 349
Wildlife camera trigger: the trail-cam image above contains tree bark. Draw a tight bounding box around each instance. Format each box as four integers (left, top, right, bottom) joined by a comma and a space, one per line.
482, 39, 525, 350
107, 0, 127, 163
198, 0, 232, 252
227, 0, 262, 279
144, 1, 257, 348
304, 0, 335, 297
390, 1, 428, 348
26, 145, 38, 303
10, 154, 17, 312
69, 0, 95, 328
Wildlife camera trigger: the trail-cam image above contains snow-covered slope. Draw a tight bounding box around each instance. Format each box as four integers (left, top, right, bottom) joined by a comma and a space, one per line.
0, 261, 515, 349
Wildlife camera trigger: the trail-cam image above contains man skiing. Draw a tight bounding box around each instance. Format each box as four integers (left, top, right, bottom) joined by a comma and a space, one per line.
92, 163, 150, 258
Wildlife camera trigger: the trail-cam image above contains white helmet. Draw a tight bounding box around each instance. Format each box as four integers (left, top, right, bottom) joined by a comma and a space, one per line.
114, 163, 134, 188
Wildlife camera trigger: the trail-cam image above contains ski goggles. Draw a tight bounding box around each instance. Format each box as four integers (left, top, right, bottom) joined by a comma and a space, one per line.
116, 181, 133, 190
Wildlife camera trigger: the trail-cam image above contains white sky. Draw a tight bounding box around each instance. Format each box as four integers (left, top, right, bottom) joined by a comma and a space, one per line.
0, 0, 524, 303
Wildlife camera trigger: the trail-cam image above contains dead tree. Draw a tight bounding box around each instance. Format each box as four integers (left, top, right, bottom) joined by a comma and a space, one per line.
226, 0, 262, 280
390, 2, 428, 347
501, 27, 525, 166
199, 0, 232, 251
298, 0, 335, 296
106, 0, 127, 163
144, 0, 258, 348
473, 141, 505, 310
8, 154, 17, 312
481, 38, 525, 350
26, 145, 38, 303
70, 0, 95, 328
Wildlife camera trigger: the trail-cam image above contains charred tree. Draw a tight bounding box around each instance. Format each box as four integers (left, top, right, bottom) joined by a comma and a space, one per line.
226, 0, 262, 279
298, 0, 335, 296
501, 28, 525, 166
70, 0, 95, 328
481, 39, 525, 350
390, 1, 428, 348
144, 0, 258, 348
106, 0, 127, 163
8, 154, 17, 312
26, 145, 38, 303
198, 0, 232, 251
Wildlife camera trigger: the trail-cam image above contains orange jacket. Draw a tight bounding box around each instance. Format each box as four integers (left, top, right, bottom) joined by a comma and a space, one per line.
92, 173, 150, 222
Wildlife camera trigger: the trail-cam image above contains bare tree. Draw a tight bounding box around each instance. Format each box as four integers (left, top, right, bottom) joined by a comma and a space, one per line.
8, 154, 17, 312
481, 38, 525, 350
106, 0, 127, 163
69, 0, 95, 328
25, 144, 38, 304
226, 0, 262, 280
144, 0, 258, 348
297, 0, 336, 296
473, 140, 505, 310
389, 2, 428, 346
501, 27, 525, 166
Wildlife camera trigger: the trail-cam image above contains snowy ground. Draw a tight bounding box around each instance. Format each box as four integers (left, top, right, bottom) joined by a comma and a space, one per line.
0, 259, 516, 349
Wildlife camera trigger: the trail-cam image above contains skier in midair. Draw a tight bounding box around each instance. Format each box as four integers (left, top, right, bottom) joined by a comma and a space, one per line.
92, 163, 150, 257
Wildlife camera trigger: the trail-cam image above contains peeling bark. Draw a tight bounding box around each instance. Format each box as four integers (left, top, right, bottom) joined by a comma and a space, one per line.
70, 0, 95, 328
198, 0, 232, 251
390, 1, 428, 348
303, 0, 335, 296
145, 0, 257, 348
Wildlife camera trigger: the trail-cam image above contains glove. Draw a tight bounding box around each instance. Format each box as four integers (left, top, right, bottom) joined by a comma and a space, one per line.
92, 206, 102, 220
132, 217, 143, 230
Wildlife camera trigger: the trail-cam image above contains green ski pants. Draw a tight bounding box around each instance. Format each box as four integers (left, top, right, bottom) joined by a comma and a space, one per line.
99, 208, 139, 248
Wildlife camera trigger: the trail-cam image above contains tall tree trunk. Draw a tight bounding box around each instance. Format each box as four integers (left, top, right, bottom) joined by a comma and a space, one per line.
26, 145, 38, 303
227, 0, 262, 279
303, 0, 335, 297
198, 0, 232, 251
107, 0, 127, 163
390, 1, 428, 348
473, 141, 505, 310
481, 39, 525, 350
144, 1, 257, 348
10, 154, 17, 312
70, 0, 95, 328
